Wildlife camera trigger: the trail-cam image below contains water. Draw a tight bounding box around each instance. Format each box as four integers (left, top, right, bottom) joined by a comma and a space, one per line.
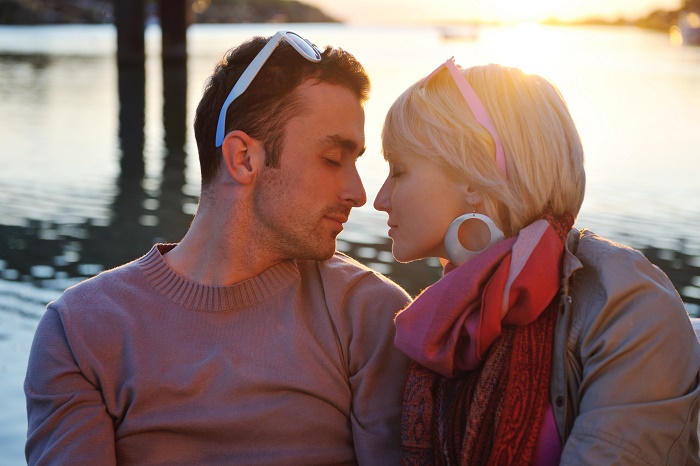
1, 22, 700, 464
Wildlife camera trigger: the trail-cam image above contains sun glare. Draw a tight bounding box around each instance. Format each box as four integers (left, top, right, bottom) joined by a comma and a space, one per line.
484, 23, 565, 75
309, 0, 685, 25
488, 0, 565, 23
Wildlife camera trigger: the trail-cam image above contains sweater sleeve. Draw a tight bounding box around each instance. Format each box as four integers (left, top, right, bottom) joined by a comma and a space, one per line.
320, 256, 412, 466
560, 241, 700, 465
24, 305, 117, 466
346, 273, 411, 466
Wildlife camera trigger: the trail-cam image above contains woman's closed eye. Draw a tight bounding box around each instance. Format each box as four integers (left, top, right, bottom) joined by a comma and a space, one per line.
390, 166, 404, 178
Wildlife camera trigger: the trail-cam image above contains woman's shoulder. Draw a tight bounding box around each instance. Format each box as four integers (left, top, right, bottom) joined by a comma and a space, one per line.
572, 229, 678, 291
569, 228, 691, 341
575, 229, 649, 269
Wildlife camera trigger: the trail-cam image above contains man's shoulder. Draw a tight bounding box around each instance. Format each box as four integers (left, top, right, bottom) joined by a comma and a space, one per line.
296, 252, 411, 339
51, 250, 151, 313
323, 251, 409, 292
319, 251, 376, 276
297, 251, 411, 302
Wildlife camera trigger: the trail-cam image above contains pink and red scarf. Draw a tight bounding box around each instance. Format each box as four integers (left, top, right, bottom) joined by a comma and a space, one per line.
396, 212, 573, 465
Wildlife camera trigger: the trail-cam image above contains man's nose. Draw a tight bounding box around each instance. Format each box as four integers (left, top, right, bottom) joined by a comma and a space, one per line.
344, 166, 367, 207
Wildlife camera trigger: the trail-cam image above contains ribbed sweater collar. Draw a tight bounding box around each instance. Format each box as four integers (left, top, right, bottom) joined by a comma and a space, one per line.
138, 244, 299, 312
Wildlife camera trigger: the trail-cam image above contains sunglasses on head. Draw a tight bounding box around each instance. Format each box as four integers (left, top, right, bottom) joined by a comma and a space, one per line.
421, 57, 507, 179
215, 30, 322, 147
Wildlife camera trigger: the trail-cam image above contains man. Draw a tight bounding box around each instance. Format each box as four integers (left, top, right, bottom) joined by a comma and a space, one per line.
25, 31, 411, 465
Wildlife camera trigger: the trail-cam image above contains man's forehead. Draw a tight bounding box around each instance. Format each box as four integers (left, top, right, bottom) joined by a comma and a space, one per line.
286, 81, 365, 157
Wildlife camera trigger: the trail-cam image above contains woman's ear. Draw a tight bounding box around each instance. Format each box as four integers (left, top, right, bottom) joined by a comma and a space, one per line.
465, 186, 483, 208
220, 130, 264, 185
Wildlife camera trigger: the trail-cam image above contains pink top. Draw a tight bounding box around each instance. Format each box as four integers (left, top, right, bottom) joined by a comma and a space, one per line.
534, 403, 563, 466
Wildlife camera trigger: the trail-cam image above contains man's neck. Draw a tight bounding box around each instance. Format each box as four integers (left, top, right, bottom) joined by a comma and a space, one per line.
162, 204, 285, 287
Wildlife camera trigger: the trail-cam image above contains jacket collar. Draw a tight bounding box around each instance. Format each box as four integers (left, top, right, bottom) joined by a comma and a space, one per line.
562, 228, 584, 295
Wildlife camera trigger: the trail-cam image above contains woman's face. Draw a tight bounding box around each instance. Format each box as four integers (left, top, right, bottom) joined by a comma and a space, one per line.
373, 151, 469, 263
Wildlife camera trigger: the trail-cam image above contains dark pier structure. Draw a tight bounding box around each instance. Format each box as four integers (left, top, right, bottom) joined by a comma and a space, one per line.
115, 0, 191, 66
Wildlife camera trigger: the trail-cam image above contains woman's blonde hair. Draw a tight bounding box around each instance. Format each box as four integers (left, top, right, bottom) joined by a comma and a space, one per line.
382, 63, 585, 236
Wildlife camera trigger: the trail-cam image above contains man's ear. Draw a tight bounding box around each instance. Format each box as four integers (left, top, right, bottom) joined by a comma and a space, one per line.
220, 130, 264, 185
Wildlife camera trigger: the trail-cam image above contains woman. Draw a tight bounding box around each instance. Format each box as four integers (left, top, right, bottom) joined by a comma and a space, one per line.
374, 58, 700, 465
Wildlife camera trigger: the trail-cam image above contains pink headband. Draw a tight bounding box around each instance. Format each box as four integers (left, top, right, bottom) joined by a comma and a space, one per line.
420, 58, 507, 179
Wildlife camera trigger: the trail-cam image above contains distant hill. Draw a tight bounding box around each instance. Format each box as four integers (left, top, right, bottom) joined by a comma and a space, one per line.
194, 0, 338, 24
542, 0, 700, 32
0, 0, 111, 24
0, 0, 339, 25
541, 11, 680, 31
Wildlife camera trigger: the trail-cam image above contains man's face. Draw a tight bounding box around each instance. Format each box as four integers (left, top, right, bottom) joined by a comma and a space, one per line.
252, 81, 367, 261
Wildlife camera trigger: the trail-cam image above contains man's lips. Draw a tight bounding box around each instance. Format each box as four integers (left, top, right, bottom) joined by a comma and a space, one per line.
387, 222, 398, 237
324, 214, 349, 230
325, 214, 349, 224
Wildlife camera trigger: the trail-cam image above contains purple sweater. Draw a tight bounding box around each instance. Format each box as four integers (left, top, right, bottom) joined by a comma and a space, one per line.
25, 244, 411, 465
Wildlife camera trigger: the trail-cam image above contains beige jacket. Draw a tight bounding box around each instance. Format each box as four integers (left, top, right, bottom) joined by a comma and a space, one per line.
551, 229, 700, 465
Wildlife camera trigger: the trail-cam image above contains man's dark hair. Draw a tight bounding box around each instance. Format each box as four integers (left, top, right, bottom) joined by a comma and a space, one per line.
194, 35, 370, 189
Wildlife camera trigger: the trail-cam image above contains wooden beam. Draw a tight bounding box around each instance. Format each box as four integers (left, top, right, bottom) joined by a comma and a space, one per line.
160, 0, 191, 65
115, 0, 146, 66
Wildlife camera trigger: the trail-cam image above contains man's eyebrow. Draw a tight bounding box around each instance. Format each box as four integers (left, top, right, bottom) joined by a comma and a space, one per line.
322, 135, 365, 157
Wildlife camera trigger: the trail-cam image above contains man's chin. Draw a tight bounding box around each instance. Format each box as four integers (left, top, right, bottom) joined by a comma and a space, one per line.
316, 243, 337, 262
294, 240, 337, 262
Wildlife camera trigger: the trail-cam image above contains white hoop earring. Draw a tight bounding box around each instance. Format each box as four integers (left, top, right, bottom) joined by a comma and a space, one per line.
444, 212, 504, 266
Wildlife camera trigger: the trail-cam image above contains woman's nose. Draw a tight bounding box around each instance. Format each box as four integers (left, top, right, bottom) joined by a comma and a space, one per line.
373, 177, 391, 212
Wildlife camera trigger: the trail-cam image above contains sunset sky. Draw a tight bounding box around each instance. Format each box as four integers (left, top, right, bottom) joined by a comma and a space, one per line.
305, 0, 684, 23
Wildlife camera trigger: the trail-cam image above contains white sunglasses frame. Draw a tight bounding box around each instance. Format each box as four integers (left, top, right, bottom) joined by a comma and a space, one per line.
215, 30, 322, 147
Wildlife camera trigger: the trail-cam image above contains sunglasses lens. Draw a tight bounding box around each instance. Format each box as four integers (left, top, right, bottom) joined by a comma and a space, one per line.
286, 32, 320, 59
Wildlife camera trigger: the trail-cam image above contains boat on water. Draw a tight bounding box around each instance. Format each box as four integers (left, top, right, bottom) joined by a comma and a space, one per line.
670, 11, 700, 46
438, 24, 480, 41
